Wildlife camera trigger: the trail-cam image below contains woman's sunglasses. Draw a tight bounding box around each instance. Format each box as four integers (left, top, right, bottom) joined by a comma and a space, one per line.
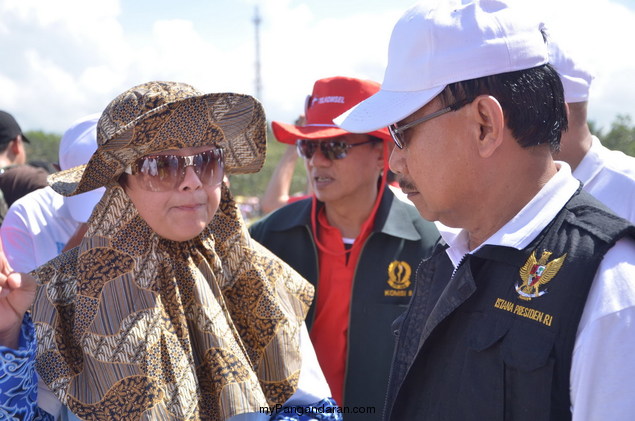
124, 148, 224, 192
296, 138, 380, 160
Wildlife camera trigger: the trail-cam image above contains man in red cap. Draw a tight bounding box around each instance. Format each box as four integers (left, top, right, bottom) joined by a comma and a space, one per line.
249, 76, 439, 418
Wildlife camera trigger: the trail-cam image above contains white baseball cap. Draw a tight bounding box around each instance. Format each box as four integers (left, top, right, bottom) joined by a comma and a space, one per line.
58, 113, 105, 223
336, 0, 549, 133
547, 33, 594, 103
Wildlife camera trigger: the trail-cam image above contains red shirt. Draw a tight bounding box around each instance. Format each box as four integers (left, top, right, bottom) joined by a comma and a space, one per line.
309, 206, 374, 406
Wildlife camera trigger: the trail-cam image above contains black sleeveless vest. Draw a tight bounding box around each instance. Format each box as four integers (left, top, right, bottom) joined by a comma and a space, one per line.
385, 190, 635, 421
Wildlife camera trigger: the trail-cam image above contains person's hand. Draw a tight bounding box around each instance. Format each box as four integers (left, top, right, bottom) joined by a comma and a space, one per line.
0, 241, 12, 277
0, 271, 37, 349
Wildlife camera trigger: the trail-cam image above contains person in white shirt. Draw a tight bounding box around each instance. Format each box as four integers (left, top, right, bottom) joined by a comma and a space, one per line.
0, 114, 104, 272
336, 1, 635, 420
549, 33, 635, 223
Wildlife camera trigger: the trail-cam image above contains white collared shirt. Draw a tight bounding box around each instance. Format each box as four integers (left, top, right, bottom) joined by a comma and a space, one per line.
573, 136, 635, 223
436, 162, 635, 420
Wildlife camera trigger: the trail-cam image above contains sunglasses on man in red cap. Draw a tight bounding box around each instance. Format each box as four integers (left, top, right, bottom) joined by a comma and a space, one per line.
296, 138, 382, 161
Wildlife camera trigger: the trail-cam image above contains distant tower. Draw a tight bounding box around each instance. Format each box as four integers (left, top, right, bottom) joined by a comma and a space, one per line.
253, 5, 263, 100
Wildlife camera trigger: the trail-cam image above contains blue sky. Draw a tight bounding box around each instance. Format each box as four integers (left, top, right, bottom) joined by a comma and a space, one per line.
1, 0, 634, 134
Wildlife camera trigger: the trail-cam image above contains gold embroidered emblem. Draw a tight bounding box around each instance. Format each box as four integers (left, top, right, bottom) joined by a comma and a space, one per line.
516, 250, 567, 301
387, 261, 412, 290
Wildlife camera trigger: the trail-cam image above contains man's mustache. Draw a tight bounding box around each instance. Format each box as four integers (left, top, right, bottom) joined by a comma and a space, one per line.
398, 179, 417, 191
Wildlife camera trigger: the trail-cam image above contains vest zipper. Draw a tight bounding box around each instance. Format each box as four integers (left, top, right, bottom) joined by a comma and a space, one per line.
305, 224, 320, 327
341, 230, 375, 407
452, 252, 470, 279
382, 248, 468, 420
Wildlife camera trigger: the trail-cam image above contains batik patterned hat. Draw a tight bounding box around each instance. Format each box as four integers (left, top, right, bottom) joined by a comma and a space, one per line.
49, 81, 266, 196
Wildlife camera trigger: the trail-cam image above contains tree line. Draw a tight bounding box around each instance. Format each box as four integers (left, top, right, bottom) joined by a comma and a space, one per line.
24, 114, 635, 200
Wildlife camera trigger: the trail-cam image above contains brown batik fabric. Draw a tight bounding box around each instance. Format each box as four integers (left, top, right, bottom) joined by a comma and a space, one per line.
49, 85, 268, 197
30, 182, 313, 420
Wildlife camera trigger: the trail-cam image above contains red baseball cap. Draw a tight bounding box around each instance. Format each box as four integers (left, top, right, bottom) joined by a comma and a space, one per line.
271, 76, 391, 144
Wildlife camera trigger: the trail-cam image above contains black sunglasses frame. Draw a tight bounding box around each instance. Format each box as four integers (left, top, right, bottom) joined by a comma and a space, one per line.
389, 98, 472, 149
296, 138, 380, 160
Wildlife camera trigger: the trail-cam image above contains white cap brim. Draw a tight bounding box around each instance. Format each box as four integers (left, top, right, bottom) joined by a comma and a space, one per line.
335, 85, 445, 134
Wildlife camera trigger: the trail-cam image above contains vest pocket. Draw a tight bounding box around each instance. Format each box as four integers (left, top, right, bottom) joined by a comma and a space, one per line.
469, 315, 557, 421
501, 323, 555, 371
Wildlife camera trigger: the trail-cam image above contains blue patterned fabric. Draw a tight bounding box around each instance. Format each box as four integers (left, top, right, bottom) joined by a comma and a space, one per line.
0, 313, 39, 420
269, 397, 343, 421
0, 314, 54, 420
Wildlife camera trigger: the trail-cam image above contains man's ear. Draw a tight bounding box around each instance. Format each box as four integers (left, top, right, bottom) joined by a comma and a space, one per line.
9, 136, 22, 155
470, 95, 505, 158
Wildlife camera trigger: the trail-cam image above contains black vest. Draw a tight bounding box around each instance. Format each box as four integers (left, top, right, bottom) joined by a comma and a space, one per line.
249, 188, 440, 420
385, 190, 635, 421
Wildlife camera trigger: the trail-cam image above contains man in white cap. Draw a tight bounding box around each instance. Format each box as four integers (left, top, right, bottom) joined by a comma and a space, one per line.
549, 35, 635, 223
0, 114, 104, 272
336, 1, 635, 420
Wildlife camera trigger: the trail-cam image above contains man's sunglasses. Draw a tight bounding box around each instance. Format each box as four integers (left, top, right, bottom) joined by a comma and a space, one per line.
389, 98, 472, 149
124, 148, 224, 192
296, 138, 380, 160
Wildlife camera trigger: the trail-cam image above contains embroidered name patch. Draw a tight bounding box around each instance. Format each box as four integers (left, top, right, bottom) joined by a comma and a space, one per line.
494, 298, 554, 326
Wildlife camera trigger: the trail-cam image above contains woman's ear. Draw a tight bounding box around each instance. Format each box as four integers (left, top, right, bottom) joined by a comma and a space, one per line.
470, 95, 505, 158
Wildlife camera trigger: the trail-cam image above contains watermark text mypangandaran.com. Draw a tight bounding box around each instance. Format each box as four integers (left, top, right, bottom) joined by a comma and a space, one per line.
260, 403, 376, 416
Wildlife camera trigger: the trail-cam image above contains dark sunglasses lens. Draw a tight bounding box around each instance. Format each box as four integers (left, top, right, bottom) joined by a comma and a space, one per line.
297, 140, 317, 159
323, 141, 349, 160
297, 140, 351, 160
136, 155, 180, 191
195, 149, 224, 186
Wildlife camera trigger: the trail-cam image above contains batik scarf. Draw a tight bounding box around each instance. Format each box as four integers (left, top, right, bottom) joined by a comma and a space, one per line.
30, 181, 313, 420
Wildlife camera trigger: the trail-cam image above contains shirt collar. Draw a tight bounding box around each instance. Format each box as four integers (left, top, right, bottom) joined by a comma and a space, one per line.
438, 162, 581, 267
572, 135, 603, 186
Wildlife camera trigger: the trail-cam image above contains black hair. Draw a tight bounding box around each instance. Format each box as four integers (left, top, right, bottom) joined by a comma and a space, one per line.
439, 64, 567, 151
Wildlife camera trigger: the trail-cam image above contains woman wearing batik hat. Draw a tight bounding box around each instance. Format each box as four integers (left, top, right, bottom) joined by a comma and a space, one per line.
0, 81, 339, 421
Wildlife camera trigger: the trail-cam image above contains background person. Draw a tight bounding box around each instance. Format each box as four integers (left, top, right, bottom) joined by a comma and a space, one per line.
250, 76, 439, 418
1, 113, 104, 272
0, 110, 49, 221
336, 1, 635, 420
0, 81, 338, 421
548, 33, 635, 223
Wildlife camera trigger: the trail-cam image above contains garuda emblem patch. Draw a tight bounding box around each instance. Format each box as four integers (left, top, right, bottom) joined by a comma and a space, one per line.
516, 250, 567, 301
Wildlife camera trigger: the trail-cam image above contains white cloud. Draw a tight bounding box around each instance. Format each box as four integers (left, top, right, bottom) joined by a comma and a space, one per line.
0, 0, 128, 130
537, 0, 635, 130
0, 0, 633, 135
256, 1, 402, 124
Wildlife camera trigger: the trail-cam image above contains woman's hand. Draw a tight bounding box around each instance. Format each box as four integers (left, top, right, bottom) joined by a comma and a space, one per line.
0, 271, 37, 349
